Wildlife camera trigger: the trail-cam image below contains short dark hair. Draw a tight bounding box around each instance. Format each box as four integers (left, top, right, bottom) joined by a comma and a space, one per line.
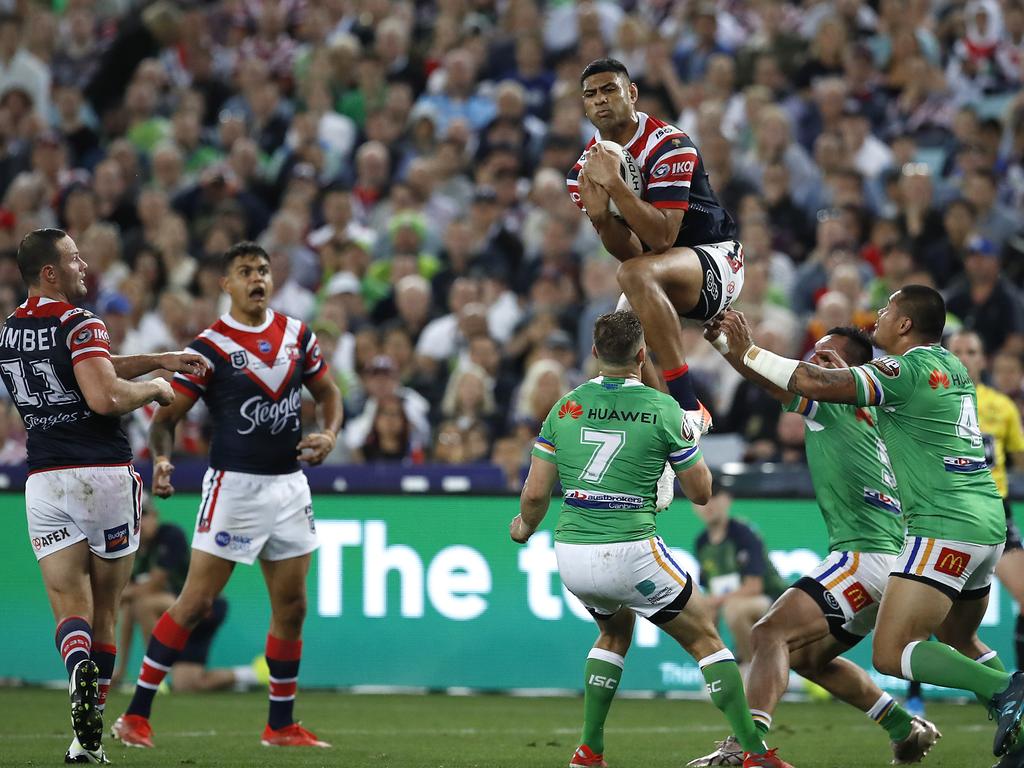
17, 228, 68, 286
580, 58, 631, 87
895, 284, 946, 341
825, 326, 874, 366
593, 310, 643, 366
222, 240, 269, 273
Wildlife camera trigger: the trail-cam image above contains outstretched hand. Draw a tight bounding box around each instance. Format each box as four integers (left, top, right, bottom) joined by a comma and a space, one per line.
159, 352, 210, 377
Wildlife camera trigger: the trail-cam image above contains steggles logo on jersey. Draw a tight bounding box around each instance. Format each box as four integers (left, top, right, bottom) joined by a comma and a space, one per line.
929, 369, 950, 389
237, 390, 302, 435
558, 400, 583, 419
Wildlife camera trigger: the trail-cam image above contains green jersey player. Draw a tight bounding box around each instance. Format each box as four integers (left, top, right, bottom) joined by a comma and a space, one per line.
717, 286, 1024, 766
690, 327, 939, 768
509, 311, 794, 768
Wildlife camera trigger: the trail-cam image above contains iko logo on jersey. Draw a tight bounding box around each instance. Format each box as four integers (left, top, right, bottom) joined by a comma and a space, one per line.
104, 523, 129, 553
652, 159, 695, 178
32, 526, 71, 550
237, 390, 302, 435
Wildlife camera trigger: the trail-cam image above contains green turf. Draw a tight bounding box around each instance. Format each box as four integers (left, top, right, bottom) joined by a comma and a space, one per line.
0, 689, 998, 767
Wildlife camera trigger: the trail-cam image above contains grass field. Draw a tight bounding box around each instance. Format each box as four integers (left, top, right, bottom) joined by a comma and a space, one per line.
0, 689, 999, 767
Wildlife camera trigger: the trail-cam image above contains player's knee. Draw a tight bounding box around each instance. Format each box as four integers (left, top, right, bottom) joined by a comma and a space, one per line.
175, 593, 217, 628
273, 592, 307, 629
616, 258, 648, 292
870, 640, 903, 677
750, 615, 783, 650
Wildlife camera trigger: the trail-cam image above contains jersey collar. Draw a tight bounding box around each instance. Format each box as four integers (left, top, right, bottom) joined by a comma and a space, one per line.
590, 375, 643, 387
219, 309, 274, 333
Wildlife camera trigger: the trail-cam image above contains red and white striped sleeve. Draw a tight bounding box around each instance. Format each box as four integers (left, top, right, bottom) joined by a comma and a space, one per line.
63, 313, 112, 365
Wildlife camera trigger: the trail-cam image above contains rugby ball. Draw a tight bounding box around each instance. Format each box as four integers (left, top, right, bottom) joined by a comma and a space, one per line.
586, 140, 644, 218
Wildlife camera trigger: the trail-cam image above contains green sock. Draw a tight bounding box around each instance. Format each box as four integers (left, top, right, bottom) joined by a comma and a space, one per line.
700, 651, 767, 755
868, 693, 913, 742
908, 641, 1011, 701
974, 651, 1007, 705
580, 648, 624, 754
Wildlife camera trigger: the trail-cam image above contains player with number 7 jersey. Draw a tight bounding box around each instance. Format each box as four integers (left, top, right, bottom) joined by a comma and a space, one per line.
509, 311, 794, 768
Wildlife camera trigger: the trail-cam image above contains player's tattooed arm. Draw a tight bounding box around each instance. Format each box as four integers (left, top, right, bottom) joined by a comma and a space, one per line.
511, 455, 558, 543
719, 311, 859, 404
149, 393, 196, 498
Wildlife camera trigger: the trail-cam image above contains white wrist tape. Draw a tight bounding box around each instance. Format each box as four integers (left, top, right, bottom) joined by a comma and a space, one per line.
709, 333, 730, 355
742, 345, 800, 389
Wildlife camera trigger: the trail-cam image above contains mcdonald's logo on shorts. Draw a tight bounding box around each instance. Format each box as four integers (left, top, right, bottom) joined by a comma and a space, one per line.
842, 582, 874, 612
934, 547, 970, 578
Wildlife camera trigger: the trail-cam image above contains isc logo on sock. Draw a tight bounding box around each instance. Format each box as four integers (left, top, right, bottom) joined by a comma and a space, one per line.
706, 680, 722, 694
588, 674, 618, 689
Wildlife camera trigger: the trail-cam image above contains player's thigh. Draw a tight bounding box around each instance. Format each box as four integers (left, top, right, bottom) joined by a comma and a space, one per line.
617, 248, 703, 304
658, 586, 727, 661
38, 538, 93, 621
261, 553, 312, 615
752, 587, 832, 652
593, 607, 637, 651
872, 575, 953, 657
997, 548, 1024, 606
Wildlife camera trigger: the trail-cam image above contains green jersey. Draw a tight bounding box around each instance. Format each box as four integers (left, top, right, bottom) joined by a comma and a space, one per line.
784, 396, 904, 554
851, 345, 1004, 544
532, 376, 703, 544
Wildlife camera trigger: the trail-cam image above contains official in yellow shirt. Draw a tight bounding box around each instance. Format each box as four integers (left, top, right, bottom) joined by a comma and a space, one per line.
950, 331, 1024, 669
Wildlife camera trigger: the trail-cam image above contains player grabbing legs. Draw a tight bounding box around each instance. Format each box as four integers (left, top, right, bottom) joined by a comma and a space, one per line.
567, 59, 744, 431
112, 242, 342, 749
690, 327, 937, 767
716, 289, 1024, 763
510, 311, 792, 768
0, 229, 207, 764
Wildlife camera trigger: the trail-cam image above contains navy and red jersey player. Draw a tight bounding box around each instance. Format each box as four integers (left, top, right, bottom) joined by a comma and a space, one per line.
1, 228, 205, 764
566, 58, 745, 441
114, 241, 342, 750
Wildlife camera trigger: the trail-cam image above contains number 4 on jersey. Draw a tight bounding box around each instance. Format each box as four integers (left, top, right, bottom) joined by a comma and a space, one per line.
579, 428, 626, 482
956, 394, 982, 448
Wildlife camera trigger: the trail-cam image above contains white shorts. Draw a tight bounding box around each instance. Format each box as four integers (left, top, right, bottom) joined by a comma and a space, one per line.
191, 469, 318, 565
795, 551, 896, 642
25, 463, 143, 561
555, 537, 692, 620
614, 239, 744, 324
893, 535, 1003, 599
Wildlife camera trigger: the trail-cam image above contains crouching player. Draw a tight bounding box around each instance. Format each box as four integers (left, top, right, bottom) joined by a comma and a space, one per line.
112, 242, 342, 749
509, 311, 793, 768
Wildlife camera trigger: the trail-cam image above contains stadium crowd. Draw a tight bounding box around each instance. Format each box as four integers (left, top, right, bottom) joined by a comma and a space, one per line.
0, 0, 1023, 483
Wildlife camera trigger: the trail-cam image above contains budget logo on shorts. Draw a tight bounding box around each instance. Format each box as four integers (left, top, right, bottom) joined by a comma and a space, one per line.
231, 350, 248, 369
934, 547, 970, 578
843, 582, 874, 612
214, 531, 231, 547
104, 523, 130, 553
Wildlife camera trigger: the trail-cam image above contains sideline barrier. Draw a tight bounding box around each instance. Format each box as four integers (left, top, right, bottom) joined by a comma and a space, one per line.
1, 493, 1014, 696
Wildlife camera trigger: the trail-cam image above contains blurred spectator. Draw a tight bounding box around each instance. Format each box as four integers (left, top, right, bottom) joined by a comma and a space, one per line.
343, 354, 431, 458
945, 235, 1024, 354
0, 398, 26, 464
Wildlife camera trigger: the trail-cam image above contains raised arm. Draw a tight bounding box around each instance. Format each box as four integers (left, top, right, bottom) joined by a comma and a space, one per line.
719, 311, 860, 405
111, 351, 209, 380
705, 327, 791, 404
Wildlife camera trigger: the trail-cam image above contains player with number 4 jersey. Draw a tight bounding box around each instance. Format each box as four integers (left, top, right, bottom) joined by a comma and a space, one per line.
716, 287, 1024, 766
510, 311, 793, 768
690, 326, 938, 768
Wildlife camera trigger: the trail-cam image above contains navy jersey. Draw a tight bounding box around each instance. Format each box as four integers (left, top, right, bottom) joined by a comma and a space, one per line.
0, 296, 131, 471
567, 111, 738, 247
172, 310, 326, 474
